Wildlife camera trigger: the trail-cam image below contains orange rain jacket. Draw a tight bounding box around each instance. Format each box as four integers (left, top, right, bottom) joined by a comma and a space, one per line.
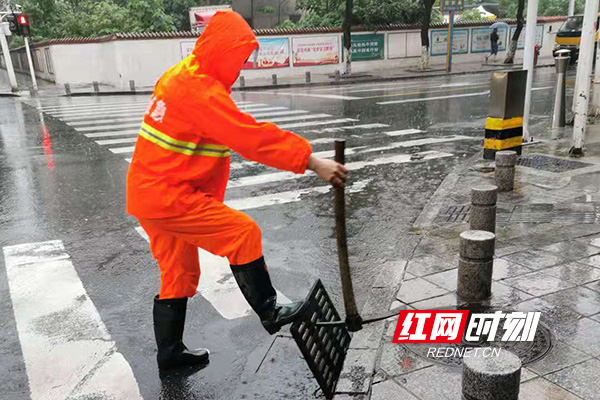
126, 11, 312, 218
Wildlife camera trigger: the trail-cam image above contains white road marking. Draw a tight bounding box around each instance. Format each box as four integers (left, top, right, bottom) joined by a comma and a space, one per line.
265, 113, 331, 123
135, 227, 291, 320
305, 123, 389, 134
39, 99, 148, 112
96, 137, 138, 146
244, 106, 289, 114
237, 103, 268, 110
77, 123, 141, 132
125, 158, 132, 163
249, 110, 309, 119
359, 135, 475, 154
84, 130, 139, 138
440, 82, 473, 88
532, 86, 553, 91
254, 91, 361, 100
228, 150, 452, 189
278, 118, 359, 129
69, 117, 142, 127
384, 129, 425, 137
378, 91, 491, 105
48, 105, 148, 118
3, 241, 142, 400
109, 146, 135, 154
62, 109, 147, 122
225, 179, 372, 210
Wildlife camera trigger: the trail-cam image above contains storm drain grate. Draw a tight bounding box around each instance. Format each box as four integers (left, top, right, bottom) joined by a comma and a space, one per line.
437, 203, 600, 224
516, 154, 593, 173
291, 279, 351, 399
402, 305, 553, 367
436, 204, 511, 225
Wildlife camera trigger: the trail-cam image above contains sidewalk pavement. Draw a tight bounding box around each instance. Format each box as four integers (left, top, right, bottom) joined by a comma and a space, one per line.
335, 122, 600, 400
0, 56, 555, 98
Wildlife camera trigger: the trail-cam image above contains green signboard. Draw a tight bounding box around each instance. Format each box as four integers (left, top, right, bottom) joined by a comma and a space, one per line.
343, 33, 385, 61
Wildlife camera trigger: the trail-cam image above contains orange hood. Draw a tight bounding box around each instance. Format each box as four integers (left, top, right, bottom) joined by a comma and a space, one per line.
191, 11, 258, 89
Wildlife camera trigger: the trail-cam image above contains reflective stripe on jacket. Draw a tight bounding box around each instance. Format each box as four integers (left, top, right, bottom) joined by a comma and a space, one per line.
126, 11, 312, 218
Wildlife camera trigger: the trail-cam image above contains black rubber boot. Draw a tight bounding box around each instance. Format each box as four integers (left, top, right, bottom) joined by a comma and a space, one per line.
153, 296, 210, 369
231, 257, 304, 335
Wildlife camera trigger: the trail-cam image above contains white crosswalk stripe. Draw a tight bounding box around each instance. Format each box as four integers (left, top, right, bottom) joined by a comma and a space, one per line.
34, 97, 474, 214
134, 227, 292, 320
2, 240, 142, 399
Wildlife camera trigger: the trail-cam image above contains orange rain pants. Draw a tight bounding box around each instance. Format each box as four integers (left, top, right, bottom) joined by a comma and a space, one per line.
139, 194, 263, 299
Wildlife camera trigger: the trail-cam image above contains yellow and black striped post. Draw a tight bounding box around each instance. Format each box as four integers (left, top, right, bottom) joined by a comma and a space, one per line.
484, 70, 527, 160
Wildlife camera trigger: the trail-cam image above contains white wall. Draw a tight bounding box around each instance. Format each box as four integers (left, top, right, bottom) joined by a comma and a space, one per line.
19, 19, 565, 88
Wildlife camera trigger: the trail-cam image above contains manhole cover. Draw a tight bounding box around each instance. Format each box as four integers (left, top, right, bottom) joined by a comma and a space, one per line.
436, 205, 511, 225
401, 305, 553, 367
516, 154, 592, 173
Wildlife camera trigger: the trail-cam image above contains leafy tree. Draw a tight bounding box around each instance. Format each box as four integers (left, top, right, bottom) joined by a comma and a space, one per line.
459, 7, 487, 22
504, 0, 524, 64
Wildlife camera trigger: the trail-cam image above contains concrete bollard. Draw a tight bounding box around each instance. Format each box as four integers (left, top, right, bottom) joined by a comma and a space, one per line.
470, 186, 498, 234
457, 230, 495, 301
272, 74, 277, 85
239, 76, 245, 88
64, 83, 71, 95
306, 71, 311, 83
495, 151, 517, 192
335, 70, 341, 81
129, 80, 136, 93
93, 81, 100, 94
462, 350, 521, 400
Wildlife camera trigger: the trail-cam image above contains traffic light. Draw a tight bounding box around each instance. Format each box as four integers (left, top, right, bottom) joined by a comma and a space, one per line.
16, 13, 30, 36
5, 13, 30, 36
6, 13, 17, 34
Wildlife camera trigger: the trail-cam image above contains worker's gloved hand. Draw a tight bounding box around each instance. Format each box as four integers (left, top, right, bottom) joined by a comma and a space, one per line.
308, 155, 348, 188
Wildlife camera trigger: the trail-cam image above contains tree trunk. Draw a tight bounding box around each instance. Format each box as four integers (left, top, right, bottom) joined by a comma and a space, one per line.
419, 0, 435, 70
342, 0, 353, 75
504, 0, 525, 64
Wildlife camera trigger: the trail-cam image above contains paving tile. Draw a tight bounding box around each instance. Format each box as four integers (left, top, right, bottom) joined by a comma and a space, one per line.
514, 297, 583, 332
350, 320, 386, 350
578, 254, 600, 268
396, 278, 448, 305
503, 270, 576, 297
554, 318, 600, 356
540, 240, 600, 261
493, 257, 534, 280
404, 272, 417, 281
542, 287, 600, 316
405, 255, 455, 277
489, 281, 533, 306
502, 249, 566, 270
543, 262, 600, 285
590, 313, 600, 323
373, 260, 408, 289
410, 292, 461, 310
494, 244, 528, 258
521, 368, 539, 383
395, 365, 462, 400
527, 340, 592, 376
546, 358, 600, 399
422, 268, 457, 291
379, 343, 433, 377
585, 280, 600, 293
370, 379, 419, 400
575, 232, 600, 248
336, 349, 378, 394
519, 377, 583, 400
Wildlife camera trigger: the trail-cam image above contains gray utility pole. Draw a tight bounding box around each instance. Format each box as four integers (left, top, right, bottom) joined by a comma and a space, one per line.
0, 19, 17, 92
571, 0, 600, 156
568, 0, 576, 15
23, 36, 37, 92
522, 0, 539, 142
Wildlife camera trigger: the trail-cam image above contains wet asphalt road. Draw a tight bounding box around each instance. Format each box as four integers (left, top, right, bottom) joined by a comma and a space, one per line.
0, 68, 558, 399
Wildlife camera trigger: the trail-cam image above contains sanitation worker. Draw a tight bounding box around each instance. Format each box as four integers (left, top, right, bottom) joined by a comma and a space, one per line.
126, 10, 347, 370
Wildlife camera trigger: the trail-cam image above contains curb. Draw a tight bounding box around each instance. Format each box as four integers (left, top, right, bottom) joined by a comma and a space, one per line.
333, 150, 484, 399
234, 63, 554, 92
53, 63, 554, 97
0, 92, 19, 97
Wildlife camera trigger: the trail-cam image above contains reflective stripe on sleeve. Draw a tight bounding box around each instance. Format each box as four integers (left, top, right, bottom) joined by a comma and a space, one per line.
139, 122, 230, 157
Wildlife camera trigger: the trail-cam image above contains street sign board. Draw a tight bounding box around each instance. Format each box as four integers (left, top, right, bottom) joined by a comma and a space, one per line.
441, 0, 464, 12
